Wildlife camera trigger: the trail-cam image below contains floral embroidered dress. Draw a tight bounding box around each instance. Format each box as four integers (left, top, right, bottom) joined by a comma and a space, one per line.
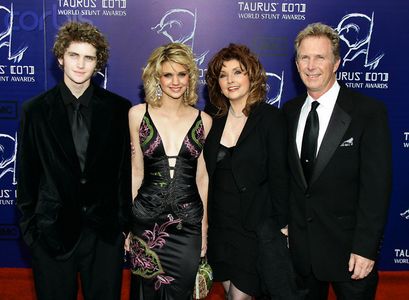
129, 106, 205, 300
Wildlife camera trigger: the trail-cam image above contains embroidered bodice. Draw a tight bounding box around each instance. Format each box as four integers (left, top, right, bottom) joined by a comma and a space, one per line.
132, 107, 205, 224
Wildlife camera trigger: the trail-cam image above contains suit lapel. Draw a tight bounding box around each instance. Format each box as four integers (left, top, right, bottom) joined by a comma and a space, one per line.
205, 114, 227, 177
287, 97, 308, 189
310, 90, 352, 185
43, 86, 80, 173
206, 103, 265, 176
235, 104, 262, 147
84, 87, 112, 172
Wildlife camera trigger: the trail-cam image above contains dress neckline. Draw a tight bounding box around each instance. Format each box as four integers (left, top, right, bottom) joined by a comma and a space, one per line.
145, 108, 201, 158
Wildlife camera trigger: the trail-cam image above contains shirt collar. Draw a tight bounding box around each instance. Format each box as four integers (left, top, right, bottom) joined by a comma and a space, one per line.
60, 81, 94, 107
306, 80, 340, 110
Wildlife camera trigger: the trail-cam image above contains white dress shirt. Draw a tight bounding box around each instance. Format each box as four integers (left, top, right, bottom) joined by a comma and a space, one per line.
296, 81, 341, 157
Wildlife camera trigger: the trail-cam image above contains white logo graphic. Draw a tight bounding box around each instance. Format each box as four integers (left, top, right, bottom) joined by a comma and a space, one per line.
335, 12, 384, 70
265, 71, 284, 108
0, 3, 28, 63
401, 209, 409, 220
151, 8, 209, 65
0, 132, 17, 185
96, 67, 108, 89
340, 137, 354, 147
403, 132, 409, 149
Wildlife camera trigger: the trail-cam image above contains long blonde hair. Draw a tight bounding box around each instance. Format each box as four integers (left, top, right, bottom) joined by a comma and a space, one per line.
142, 43, 199, 107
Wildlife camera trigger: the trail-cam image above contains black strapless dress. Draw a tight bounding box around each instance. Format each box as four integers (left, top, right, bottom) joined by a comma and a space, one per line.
129, 107, 205, 300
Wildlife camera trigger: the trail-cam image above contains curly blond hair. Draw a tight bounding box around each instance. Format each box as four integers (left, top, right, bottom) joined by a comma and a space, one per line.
142, 43, 199, 107
53, 21, 109, 72
205, 44, 266, 117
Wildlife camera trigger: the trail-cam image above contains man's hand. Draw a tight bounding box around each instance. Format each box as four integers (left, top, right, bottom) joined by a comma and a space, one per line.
348, 253, 375, 280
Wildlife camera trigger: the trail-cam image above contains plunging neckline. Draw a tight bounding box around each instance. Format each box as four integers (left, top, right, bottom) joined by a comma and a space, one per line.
146, 109, 200, 179
147, 110, 200, 157
220, 112, 248, 148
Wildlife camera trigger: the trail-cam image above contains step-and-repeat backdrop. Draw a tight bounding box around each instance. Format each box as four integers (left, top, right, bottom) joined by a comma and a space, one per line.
1, 0, 408, 269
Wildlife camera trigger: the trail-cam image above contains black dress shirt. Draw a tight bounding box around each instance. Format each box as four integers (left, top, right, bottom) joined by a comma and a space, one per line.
60, 81, 94, 131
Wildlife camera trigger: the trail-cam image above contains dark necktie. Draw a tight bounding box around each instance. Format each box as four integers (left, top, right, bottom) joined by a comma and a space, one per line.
71, 102, 89, 171
301, 101, 320, 182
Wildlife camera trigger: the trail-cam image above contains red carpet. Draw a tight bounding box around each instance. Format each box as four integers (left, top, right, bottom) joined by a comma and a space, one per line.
0, 268, 408, 299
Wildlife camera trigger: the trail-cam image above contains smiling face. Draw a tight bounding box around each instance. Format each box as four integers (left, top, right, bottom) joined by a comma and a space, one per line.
58, 41, 97, 90
296, 36, 340, 99
218, 59, 250, 105
159, 61, 189, 101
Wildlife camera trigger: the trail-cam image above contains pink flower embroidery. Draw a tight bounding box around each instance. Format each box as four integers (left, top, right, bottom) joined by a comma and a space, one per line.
184, 136, 200, 158
155, 275, 175, 290
129, 215, 182, 290
144, 135, 161, 157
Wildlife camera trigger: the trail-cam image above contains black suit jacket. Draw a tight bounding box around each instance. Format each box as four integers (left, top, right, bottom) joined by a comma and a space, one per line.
283, 85, 392, 281
17, 84, 132, 258
204, 102, 289, 233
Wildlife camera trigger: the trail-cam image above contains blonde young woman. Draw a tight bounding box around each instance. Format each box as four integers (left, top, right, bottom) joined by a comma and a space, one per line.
125, 43, 212, 300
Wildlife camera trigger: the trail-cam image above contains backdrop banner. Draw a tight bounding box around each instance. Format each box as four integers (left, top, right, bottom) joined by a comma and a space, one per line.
0, 0, 408, 270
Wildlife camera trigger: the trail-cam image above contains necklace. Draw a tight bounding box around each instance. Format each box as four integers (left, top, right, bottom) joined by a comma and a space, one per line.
229, 106, 245, 118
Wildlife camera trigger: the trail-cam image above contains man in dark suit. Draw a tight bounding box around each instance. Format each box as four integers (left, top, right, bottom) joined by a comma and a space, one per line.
17, 22, 132, 300
283, 23, 392, 300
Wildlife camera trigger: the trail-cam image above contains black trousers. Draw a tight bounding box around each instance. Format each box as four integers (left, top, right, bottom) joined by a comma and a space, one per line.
298, 269, 378, 300
31, 228, 125, 300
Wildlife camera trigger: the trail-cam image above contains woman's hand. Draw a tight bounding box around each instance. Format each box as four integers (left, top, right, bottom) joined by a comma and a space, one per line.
200, 235, 207, 257
124, 232, 131, 252
280, 225, 288, 236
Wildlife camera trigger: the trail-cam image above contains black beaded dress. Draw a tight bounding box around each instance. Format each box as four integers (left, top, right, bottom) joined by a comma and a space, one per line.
128, 106, 205, 300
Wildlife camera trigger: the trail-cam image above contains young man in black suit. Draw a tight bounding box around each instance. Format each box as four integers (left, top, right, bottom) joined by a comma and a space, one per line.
17, 22, 132, 300
283, 23, 392, 300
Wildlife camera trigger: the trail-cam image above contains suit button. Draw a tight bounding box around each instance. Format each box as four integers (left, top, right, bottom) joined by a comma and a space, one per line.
305, 193, 311, 198
240, 187, 247, 192
80, 178, 87, 184
82, 206, 87, 213
306, 217, 313, 222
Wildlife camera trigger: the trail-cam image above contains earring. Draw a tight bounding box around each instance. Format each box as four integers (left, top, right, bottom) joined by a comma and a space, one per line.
156, 83, 162, 98
184, 87, 189, 102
